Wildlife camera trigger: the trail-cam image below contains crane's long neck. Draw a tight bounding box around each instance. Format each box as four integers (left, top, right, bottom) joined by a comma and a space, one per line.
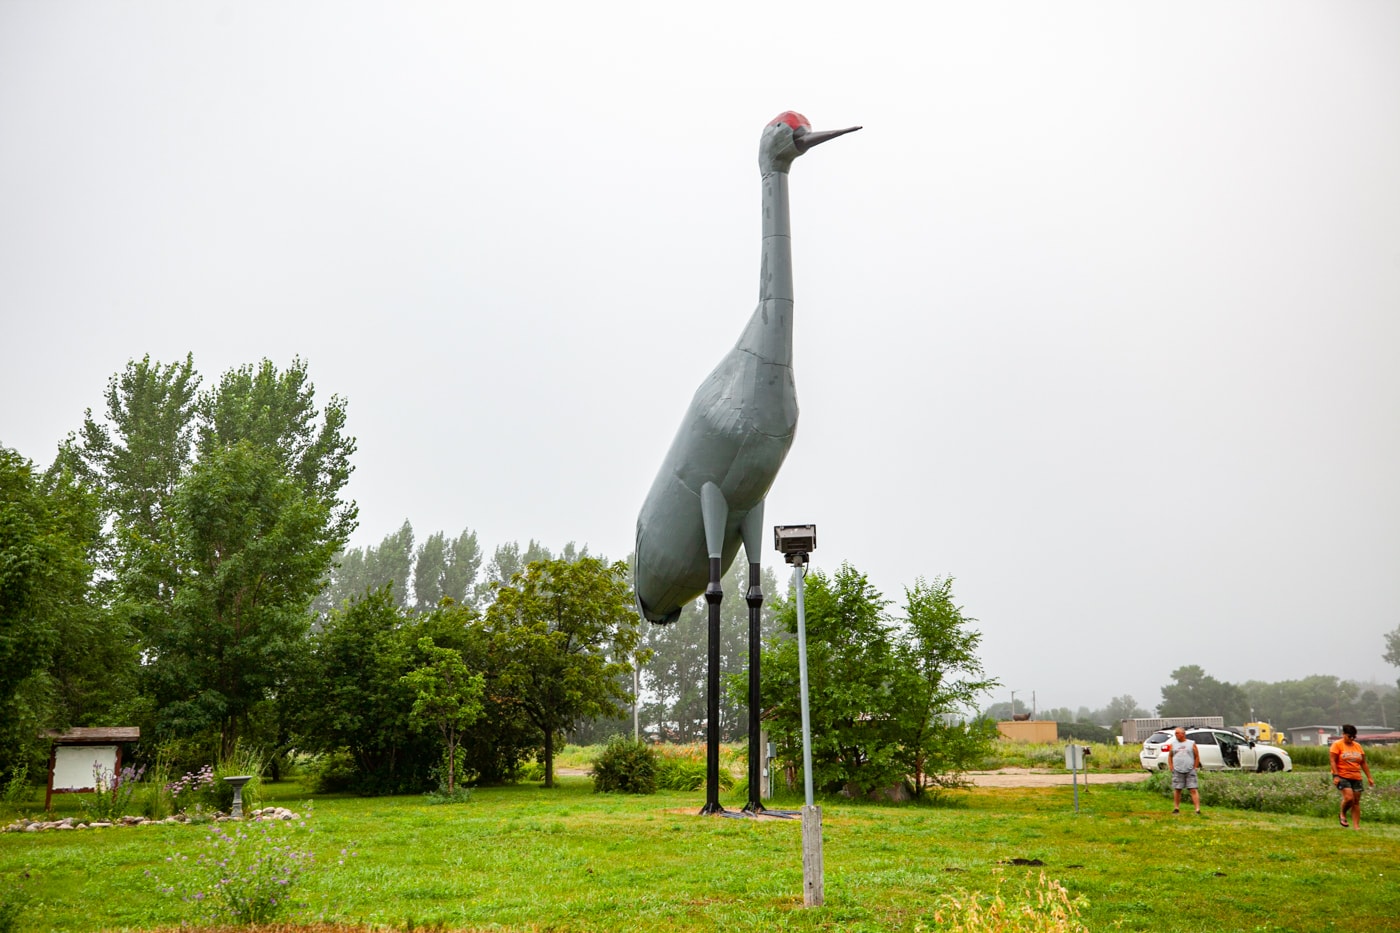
739, 170, 794, 366
760, 170, 792, 304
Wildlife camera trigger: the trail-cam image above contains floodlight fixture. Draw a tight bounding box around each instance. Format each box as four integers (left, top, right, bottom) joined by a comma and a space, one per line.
774, 524, 817, 564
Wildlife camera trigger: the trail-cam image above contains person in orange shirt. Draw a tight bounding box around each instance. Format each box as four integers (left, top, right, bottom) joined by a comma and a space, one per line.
1330, 724, 1376, 829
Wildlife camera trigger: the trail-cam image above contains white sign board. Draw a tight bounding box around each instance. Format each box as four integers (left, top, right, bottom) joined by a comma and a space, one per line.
52, 745, 118, 791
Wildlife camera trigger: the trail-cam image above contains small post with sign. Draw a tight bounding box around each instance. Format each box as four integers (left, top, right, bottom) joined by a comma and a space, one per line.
1065, 743, 1090, 813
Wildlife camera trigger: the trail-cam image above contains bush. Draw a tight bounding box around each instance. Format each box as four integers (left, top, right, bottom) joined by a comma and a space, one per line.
307, 751, 358, 794
423, 786, 473, 805
591, 737, 659, 794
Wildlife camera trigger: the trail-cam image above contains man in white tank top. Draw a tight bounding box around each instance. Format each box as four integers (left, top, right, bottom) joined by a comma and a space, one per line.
1168, 727, 1202, 815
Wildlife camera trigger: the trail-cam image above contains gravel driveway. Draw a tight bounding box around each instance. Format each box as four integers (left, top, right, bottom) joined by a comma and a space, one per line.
966, 767, 1150, 788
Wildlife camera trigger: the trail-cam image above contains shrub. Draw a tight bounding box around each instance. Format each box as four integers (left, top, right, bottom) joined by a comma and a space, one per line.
591, 737, 659, 794
307, 751, 358, 794
423, 786, 473, 805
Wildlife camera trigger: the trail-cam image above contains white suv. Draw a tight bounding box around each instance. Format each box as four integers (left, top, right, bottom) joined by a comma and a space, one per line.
1139, 726, 1291, 773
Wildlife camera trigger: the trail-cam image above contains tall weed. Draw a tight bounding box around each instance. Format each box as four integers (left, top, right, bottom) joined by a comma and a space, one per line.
78, 764, 145, 823
981, 740, 1140, 771
211, 745, 266, 814
929, 872, 1091, 933
0, 767, 29, 808
1288, 745, 1400, 770
653, 744, 735, 791
147, 811, 318, 924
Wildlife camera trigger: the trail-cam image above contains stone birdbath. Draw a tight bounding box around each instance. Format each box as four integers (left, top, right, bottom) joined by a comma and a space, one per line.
223, 775, 253, 819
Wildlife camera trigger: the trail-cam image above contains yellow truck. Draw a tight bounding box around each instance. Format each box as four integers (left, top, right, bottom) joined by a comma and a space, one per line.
1243, 721, 1286, 745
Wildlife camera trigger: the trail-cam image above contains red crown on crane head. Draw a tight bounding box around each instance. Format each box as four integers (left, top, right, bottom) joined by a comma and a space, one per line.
769, 112, 810, 132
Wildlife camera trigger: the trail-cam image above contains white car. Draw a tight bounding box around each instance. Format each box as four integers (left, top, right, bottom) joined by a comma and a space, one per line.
1139, 727, 1292, 773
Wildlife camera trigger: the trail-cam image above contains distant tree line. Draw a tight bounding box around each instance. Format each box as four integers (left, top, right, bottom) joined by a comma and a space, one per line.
988, 665, 1400, 736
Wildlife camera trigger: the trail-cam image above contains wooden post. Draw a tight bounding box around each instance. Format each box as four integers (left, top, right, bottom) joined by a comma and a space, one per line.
801, 804, 824, 907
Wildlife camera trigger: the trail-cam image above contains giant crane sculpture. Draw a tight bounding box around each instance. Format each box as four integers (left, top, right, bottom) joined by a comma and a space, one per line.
634, 112, 860, 815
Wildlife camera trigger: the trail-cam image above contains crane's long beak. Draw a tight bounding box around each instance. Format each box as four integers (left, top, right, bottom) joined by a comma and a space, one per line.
794, 125, 862, 154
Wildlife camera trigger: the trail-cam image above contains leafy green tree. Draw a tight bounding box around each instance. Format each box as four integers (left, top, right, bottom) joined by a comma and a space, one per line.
1240, 675, 1367, 729
1385, 626, 1400, 670
475, 539, 554, 606
1, 449, 66, 714
1, 453, 80, 769
890, 577, 998, 796
759, 564, 906, 795
365, 521, 415, 606
1101, 695, 1150, 725
1158, 666, 1249, 724
981, 699, 1030, 720
413, 528, 482, 610
401, 638, 485, 793
758, 565, 995, 797
152, 442, 339, 756
197, 358, 356, 545
294, 588, 428, 791
63, 355, 355, 702
58, 354, 201, 625
485, 557, 640, 788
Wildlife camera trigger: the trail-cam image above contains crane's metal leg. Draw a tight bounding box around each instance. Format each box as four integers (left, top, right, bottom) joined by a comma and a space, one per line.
740, 503, 766, 815
742, 559, 764, 814
699, 483, 728, 816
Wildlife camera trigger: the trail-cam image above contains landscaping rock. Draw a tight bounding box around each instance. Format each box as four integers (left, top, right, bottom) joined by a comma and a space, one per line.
251, 807, 299, 821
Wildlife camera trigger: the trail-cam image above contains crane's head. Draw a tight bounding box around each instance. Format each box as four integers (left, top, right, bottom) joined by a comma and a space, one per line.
759, 111, 861, 175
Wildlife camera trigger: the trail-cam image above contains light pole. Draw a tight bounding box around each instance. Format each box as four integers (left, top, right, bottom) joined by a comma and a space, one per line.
774, 524, 822, 908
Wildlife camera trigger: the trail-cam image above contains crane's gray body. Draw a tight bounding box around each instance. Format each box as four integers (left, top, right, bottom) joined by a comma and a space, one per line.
634, 114, 857, 624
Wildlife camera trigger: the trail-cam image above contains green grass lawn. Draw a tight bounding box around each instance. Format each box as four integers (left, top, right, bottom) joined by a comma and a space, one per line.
3, 775, 1399, 932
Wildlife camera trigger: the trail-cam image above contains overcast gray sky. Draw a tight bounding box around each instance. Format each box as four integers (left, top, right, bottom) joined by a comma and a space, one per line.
3, 1, 1398, 713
